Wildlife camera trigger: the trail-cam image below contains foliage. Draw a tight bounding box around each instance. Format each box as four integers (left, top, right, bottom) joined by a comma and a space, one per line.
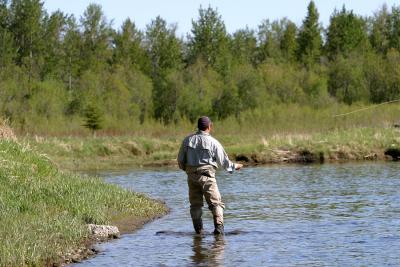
83, 102, 103, 135
296, 1, 322, 66
0, 1, 400, 134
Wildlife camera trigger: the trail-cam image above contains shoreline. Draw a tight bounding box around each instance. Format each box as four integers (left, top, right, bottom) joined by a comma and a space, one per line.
60, 208, 169, 265
25, 127, 400, 172
45, 147, 399, 173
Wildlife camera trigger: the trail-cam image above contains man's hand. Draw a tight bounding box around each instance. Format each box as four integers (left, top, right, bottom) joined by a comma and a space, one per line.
235, 163, 243, 170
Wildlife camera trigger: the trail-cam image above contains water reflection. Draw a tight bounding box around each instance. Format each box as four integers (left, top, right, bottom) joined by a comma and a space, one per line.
191, 235, 225, 267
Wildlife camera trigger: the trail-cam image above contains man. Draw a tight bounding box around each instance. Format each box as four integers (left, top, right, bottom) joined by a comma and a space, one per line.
177, 116, 243, 235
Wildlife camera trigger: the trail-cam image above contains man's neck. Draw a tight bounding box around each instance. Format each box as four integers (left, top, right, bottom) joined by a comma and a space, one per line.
198, 130, 210, 135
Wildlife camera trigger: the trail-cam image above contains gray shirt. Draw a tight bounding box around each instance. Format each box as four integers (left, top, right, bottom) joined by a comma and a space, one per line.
177, 130, 235, 172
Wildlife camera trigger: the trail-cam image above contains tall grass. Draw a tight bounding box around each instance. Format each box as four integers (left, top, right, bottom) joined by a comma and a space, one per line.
14, 102, 400, 138
0, 140, 167, 266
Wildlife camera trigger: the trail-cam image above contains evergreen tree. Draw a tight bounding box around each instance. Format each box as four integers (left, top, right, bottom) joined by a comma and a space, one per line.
280, 20, 298, 62
188, 6, 230, 75
326, 6, 369, 59
83, 102, 103, 136
113, 18, 149, 72
296, 1, 322, 66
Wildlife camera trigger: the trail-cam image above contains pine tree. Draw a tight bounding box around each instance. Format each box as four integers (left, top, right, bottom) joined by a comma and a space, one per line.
326, 6, 369, 59
83, 103, 103, 136
280, 20, 298, 62
113, 18, 149, 72
296, 1, 322, 66
188, 6, 230, 75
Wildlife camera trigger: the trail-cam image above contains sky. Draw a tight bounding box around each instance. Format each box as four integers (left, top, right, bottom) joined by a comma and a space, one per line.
44, 0, 398, 36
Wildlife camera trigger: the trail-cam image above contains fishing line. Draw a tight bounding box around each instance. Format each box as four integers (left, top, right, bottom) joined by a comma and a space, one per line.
333, 99, 400, 117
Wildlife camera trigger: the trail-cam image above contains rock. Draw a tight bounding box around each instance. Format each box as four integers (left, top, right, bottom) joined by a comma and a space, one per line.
88, 224, 120, 240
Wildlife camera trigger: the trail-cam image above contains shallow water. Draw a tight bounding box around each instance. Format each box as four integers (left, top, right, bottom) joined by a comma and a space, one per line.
75, 163, 400, 266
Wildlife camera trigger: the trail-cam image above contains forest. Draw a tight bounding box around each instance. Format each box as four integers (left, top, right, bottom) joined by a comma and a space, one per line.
1, 0, 400, 135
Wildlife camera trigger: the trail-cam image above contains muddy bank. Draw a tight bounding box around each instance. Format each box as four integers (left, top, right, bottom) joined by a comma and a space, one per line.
140, 147, 399, 169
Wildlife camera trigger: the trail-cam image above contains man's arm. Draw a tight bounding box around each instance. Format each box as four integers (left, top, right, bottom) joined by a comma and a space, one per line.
213, 140, 242, 172
177, 140, 187, 171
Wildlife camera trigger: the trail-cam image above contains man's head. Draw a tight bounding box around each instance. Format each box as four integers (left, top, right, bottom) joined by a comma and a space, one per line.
197, 116, 212, 132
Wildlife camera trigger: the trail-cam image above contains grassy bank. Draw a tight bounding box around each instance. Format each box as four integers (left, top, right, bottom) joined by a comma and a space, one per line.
24, 126, 400, 171
0, 140, 167, 266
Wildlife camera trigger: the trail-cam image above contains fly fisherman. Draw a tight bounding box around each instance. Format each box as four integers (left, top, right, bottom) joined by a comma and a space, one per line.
177, 116, 243, 235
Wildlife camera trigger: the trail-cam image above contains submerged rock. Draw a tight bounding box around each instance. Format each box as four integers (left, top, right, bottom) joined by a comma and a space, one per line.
88, 224, 120, 240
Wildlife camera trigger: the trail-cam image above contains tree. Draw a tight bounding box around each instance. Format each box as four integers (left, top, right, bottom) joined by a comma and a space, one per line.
388, 5, 400, 52
326, 6, 369, 59
9, 0, 46, 84
369, 4, 391, 54
41, 10, 67, 79
230, 27, 257, 65
83, 102, 103, 136
113, 18, 149, 72
328, 54, 369, 104
257, 19, 286, 62
145, 16, 182, 122
80, 3, 112, 71
296, 1, 322, 66
0, 0, 16, 68
188, 6, 230, 75
177, 59, 223, 121
62, 15, 81, 90
280, 20, 298, 62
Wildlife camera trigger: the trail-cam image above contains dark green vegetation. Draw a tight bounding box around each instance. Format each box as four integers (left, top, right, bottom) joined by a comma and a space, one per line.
0, 139, 167, 265
1, 1, 400, 134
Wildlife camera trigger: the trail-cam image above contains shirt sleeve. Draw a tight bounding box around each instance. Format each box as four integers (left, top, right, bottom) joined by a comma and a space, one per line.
213, 140, 235, 173
177, 139, 187, 171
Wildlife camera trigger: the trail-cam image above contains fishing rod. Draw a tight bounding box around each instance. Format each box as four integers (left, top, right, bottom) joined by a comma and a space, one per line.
333, 99, 400, 117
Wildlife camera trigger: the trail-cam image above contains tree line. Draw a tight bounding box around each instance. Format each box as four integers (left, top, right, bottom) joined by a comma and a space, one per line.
1, 0, 400, 131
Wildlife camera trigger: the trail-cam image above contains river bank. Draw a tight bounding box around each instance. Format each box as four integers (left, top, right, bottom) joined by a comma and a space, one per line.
0, 139, 168, 266
25, 127, 400, 171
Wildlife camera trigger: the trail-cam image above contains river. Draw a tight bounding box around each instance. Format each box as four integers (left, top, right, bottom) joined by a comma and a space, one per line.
75, 163, 400, 266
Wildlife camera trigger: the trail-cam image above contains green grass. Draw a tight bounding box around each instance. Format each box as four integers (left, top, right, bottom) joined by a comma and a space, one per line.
24, 126, 400, 171
0, 140, 167, 266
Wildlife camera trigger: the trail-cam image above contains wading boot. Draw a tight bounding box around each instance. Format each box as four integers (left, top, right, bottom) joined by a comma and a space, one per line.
192, 219, 203, 234
213, 224, 224, 235
212, 206, 224, 235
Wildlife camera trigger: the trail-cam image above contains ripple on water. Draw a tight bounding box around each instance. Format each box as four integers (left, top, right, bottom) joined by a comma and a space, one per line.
75, 163, 400, 267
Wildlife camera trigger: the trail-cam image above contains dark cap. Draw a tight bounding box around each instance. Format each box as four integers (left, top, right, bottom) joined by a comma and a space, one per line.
197, 116, 212, 131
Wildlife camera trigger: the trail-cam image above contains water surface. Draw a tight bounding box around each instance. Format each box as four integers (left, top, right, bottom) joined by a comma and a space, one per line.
76, 163, 400, 266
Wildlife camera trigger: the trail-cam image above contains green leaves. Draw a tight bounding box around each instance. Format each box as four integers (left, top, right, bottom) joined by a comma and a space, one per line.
296, 0, 322, 66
